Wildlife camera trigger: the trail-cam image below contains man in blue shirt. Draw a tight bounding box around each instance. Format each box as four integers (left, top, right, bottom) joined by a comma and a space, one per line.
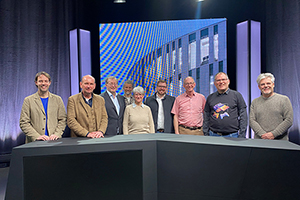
20, 71, 66, 143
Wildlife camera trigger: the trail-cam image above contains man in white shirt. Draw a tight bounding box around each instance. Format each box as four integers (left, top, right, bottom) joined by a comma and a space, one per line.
145, 80, 175, 133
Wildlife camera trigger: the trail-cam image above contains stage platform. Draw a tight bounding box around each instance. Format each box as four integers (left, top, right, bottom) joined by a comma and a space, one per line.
5, 134, 300, 200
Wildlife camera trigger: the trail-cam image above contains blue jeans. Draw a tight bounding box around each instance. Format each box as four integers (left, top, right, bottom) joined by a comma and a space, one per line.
209, 130, 239, 138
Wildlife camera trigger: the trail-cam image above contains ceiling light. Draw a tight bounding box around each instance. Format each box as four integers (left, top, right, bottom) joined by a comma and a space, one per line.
114, 0, 126, 3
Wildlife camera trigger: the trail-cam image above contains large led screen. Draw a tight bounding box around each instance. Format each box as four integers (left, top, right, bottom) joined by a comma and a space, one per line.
99, 19, 227, 98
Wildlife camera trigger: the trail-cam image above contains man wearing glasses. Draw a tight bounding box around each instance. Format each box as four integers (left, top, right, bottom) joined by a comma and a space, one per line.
171, 76, 206, 135
203, 72, 248, 138
101, 76, 126, 135
145, 80, 175, 133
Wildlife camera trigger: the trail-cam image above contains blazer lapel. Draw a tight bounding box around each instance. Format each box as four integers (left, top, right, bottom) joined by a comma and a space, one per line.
34, 92, 45, 115
105, 92, 118, 115
78, 93, 90, 114
47, 92, 54, 114
117, 95, 124, 112
92, 95, 101, 130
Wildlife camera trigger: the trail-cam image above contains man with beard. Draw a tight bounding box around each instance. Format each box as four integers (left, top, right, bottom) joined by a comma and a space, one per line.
145, 80, 175, 133
123, 80, 134, 106
20, 71, 66, 143
250, 73, 293, 140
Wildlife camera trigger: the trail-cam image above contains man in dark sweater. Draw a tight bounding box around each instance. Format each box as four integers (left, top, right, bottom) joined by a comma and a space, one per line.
203, 72, 248, 138
145, 80, 175, 133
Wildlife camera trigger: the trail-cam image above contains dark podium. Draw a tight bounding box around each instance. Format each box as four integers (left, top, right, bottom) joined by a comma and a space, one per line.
5, 134, 300, 200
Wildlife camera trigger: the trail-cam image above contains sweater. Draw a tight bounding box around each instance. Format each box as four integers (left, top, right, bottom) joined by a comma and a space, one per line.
123, 103, 155, 134
249, 93, 293, 140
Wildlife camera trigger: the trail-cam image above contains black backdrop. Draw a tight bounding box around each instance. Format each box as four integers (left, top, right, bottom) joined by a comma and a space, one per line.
0, 0, 299, 157
265, 0, 300, 144
0, 0, 75, 155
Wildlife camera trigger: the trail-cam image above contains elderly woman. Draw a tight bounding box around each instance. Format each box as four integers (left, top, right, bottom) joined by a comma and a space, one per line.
123, 86, 155, 134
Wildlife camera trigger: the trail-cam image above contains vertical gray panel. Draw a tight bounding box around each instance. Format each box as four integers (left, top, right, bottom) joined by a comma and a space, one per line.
69, 29, 80, 95
79, 29, 92, 77
250, 21, 261, 103
236, 21, 249, 107
69, 29, 91, 96
237, 20, 261, 138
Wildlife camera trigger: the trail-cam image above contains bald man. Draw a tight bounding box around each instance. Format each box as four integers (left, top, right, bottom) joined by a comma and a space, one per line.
171, 76, 206, 135
67, 75, 108, 138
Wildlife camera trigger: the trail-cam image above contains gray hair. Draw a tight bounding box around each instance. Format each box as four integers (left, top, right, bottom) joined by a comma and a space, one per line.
105, 76, 118, 84
132, 86, 145, 95
123, 80, 134, 87
214, 72, 229, 81
256, 73, 275, 84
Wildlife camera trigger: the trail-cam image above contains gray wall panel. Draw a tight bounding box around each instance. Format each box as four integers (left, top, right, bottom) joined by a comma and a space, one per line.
157, 141, 251, 200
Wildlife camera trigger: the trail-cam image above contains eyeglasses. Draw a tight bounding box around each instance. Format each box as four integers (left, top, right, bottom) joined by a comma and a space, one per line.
184, 82, 195, 85
107, 82, 118, 86
157, 85, 167, 88
215, 79, 228, 83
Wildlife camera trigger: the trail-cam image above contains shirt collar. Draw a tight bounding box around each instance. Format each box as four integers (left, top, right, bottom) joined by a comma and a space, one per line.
155, 93, 165, 100
82, 92, 93, 101
184, 91, 196, 97
107, 90, 118, 98
217, 88, 230, 96
132, 102, 145, 108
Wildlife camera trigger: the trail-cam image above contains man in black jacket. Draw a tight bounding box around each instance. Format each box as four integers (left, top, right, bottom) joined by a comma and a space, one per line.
145, 80, 175, 133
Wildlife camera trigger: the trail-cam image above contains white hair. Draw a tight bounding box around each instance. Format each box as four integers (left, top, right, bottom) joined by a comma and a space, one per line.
256, 73, 275, 84
132, 86, 145, 95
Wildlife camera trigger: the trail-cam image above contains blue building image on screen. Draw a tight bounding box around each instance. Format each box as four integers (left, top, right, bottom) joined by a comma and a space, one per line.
99, 18, 226, 98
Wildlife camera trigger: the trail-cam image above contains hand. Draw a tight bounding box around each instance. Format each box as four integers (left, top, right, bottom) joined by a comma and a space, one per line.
36, 135, 50, 141
87, 131, 104, 138
261, 132, 275, 140
49, 135, 59, 140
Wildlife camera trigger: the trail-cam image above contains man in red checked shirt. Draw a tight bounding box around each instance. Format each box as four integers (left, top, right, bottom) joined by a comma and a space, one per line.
171, 76, 206, 135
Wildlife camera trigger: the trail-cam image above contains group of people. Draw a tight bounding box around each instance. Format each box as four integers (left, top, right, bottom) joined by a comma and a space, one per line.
19, 71, 293, 143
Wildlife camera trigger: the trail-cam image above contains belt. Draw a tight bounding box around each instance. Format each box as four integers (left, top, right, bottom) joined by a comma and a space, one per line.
157, 129, 164, 133
179, 125, 202, 130
211, 130, 235, 136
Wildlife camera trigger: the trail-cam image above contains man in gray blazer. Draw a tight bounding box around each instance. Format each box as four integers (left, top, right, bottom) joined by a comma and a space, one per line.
145, 80, 175, 133
20, 71, 66, 143
101, 76, 126, 135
